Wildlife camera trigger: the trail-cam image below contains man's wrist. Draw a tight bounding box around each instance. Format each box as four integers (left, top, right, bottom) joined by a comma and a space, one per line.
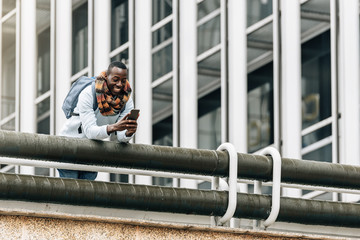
107, 125, 114, 135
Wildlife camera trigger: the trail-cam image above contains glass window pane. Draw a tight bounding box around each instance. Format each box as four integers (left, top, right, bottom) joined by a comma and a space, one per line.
111, 0, 129, 50
111, 48, 129, 66
197, 0, 220, 20
1, 118, 15, 131
247, 47, 269, 64
37, 28, 51, 96
303, 143, 332, 163
2, 0, 16, 17
198, 51, 220, 91
198, 181, 211, 190
197, 15, 220, 55
247, 62, 274, 153
152, 177, 172, 187
2, 16, 16, 120
152, 79, 172, 116
152, 44, 172, 81
301, 0, 330, 15
72, 3, 88, 75
110, 173, 129, 183
301, 30, 331, 129
37, 0, 51, 96
153, 115, 172, 146
248, 22, 273, 44
152, 0, 172, 25
35, 167, 49, 176
198, 89, 221, 150
302, 125, 331, 148
247, 0, 272, 27
152, 78, 173, 147
152, 21, 172, 48
37, 98, 50, 134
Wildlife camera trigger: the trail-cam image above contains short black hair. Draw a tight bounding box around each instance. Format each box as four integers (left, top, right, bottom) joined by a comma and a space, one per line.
107, 61, 127, 75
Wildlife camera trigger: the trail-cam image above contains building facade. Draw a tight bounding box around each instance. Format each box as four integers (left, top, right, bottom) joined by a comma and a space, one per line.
0, 0, 359, 204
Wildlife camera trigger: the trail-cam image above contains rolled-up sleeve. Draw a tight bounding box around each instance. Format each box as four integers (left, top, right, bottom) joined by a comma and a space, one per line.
78, 86, 109, 140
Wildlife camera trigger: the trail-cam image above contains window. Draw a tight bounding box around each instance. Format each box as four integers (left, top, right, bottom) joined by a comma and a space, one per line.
72, 3, 88, 75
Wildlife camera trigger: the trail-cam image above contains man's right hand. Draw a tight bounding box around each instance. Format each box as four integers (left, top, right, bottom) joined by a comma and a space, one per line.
106, 113, 138, 136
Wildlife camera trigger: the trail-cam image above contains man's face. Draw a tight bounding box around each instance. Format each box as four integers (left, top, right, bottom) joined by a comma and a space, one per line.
106, 67, 128, 96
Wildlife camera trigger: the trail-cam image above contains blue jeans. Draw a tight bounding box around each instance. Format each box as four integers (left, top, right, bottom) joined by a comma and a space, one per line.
57, 169, 98, 180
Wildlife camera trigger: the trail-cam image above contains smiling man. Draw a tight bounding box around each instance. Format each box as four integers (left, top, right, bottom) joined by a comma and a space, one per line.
58, 61, 138, 180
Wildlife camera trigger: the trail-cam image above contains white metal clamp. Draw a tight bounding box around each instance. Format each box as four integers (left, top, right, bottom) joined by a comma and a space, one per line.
211, 143, 238, 226
259, 146, 282, 229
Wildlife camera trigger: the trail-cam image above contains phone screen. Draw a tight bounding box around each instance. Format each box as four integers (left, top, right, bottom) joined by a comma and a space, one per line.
128, 109, 140, 120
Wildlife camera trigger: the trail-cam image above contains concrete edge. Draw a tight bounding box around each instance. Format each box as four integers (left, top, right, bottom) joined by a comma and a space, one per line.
0, 206, 342, 240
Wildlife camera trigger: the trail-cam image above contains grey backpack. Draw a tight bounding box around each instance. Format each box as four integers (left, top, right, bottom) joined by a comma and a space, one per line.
62, 76, 97, 119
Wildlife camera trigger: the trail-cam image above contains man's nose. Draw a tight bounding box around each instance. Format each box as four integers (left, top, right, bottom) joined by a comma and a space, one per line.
116, 81, 123, 88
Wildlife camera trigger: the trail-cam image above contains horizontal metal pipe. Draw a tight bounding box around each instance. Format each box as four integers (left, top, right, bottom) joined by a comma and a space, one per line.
1, 130, 360, 189
1, 173, 360, 228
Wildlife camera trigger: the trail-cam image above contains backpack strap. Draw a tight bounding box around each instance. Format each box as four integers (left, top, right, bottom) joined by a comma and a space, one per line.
91, 81, 98, 111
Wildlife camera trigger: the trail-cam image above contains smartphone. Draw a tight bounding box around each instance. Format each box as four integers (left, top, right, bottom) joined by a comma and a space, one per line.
128, 109, 140, 120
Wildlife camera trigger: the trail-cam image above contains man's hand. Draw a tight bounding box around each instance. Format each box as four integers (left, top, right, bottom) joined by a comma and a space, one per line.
107, 113, 138, 136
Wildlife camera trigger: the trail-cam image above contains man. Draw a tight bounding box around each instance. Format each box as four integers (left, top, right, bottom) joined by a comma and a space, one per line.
58, 61, 138, 180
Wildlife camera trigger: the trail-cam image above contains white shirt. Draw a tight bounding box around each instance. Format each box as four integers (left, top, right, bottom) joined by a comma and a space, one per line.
59, 85, 134, 142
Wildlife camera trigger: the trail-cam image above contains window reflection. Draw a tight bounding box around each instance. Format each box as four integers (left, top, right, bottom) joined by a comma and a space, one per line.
301, 30, 331, 129
198, 0, 220, 20
247, 0, 272, 27
198, 51, 220, 91
198, 89, 221, 150
152, 0, 172, 24
37, 98, 50, 134
197, 15, 220, 55
301, 30, 331, 164
152, 79, 172, 116
72, 3, 88, 75
37, 28, 50, 97
2, 0, 16, 17
1, 16, 16, 121
152, 21, 172, 48
247, 63, 274, 153
111, 0, 128, 51
303, 143, 332, 163
152, 44, 172, 81
1, 119, 15, 131
111, 48, 129, 65
152, 79, 172, 146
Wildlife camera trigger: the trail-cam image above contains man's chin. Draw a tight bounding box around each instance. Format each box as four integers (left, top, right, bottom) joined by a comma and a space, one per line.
112, 90, 126, 96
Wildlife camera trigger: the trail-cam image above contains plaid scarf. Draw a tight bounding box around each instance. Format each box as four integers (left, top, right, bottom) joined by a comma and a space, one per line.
95, 71, 132, 116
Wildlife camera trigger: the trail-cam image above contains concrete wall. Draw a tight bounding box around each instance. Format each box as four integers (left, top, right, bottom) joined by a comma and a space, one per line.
0, 214, 338, 240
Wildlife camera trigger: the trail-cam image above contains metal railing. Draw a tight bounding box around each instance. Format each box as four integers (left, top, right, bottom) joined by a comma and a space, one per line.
1, 130, 360, 229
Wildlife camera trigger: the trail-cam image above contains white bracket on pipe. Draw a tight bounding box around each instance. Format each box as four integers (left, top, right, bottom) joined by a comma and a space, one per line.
211, 143, 238, 226
259, 146, 282, 229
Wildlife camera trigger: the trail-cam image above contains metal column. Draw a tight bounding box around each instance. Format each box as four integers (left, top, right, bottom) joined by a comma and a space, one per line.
93, 0, 111, 182
20, 0, 36, 175
228, 0, 247, 154
280, 0, 302, 197
93, 0, 110, 74
179, 0, 198, 189
339, 0, 360, 202
55, 0, 72, 135
134, 0, 152, 185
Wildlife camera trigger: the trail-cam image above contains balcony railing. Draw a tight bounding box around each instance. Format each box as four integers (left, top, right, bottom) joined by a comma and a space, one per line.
0, 130, 360, 229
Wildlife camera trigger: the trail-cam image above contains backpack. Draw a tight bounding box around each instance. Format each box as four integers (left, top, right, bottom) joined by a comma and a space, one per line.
62, 76, 97, 119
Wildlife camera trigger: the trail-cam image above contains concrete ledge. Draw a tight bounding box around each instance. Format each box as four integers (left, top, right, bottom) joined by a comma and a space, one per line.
0, 210, 341, 240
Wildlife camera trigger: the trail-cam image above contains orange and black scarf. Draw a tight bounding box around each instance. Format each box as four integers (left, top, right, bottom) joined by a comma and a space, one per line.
95, 71, 132, 116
